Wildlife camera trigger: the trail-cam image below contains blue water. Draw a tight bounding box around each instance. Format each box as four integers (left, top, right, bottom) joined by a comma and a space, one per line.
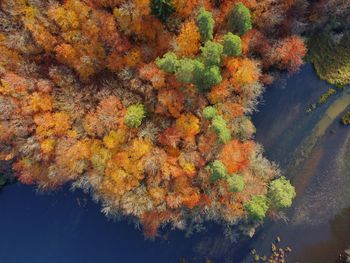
0, 64, 348, 263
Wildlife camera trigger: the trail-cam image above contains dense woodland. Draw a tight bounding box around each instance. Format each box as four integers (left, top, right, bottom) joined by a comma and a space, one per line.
0, 0, 348, 238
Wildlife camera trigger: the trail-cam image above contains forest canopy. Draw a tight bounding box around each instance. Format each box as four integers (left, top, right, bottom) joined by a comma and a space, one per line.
0, 0, 312, 238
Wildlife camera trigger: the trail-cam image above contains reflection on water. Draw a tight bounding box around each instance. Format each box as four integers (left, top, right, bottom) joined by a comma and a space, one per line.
0, 64, 349, 263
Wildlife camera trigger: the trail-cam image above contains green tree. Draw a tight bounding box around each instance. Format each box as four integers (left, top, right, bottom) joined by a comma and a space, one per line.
124, 104, 146, 128
203, 106, 217, 119
211, 115, 231, 143
151, 0, 175, 23
268, 177, 296, 209
156, 52, 179, 74
227, 174, 245, 192
223, 32, 242, 56
228, 2, 252, 36
175, 58, 196, 84
196, 7, 215, 42
207, 160, 228, 182
200, 41, 223, 66
245, 195, 269, 221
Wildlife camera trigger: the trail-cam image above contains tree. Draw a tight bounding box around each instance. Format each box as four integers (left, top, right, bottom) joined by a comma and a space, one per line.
203, 106, 217, 119
211, 115, 231, 143
245, 195, 269, 221
268, 177, 296, 209
175, 113, 200, 138
194, 64, 222, 92
207, 160, 228, 182
176, 20, 201, 57
156, 52, 179, 74
200, 41, 223, 66
228, 3, 252, 36
151, 0, 175, 23
175, 58, 196, 83
223, 32, 242, 56
124, 104, 146, 128
196, 7, 215, 42
226, 174, 245, 192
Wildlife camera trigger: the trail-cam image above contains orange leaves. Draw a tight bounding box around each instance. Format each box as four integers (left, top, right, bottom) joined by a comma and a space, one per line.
208, 80, 231, 104
34, 112, 72, 139
225, 57, 261, 88
139, 63, 166, 89
158, 126, 181, 148
28, 92, 53, 113
274, 36, 307, 73
219, 140, 254, 174
157, 88, 184, 117
175, 113, 200, 138
175, 20, 201, 57
173, 0, 199, 17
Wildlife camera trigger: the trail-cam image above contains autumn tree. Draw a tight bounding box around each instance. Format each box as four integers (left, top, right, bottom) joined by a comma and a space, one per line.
196, 7, 215, 42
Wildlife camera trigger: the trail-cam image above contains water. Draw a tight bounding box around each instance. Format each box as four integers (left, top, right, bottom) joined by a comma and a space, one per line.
0, 64, 349, 263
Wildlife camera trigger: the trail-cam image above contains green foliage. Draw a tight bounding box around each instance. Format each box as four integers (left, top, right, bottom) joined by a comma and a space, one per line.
307, 32, 350, 87
196, 7, 215, 42
211, 115, 231, 143
175, 58, 196, 83
124, 104, 146, 128
151, 0, 175, 23
228, 2, 252, 36
341, 111, 350, 125
156, 52, 179, 73
200, 41, 223, 66
268, 177, 296, 209
226, 174, 245, 192
207, 160, 229, 182
245, 195, 269, 221
203, 106, 217, 119
223, 32, 242, 57
318, 88, 336, 105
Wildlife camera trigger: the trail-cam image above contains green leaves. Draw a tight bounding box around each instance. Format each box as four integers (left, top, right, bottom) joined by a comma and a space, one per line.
196, 7, 215, 42
228, 2, 252, 36
226, 174, 245, 192
150, 0, 175, 23
203, 106, 217, 119
212, 115, 231, 143
200, 41, 223, 66
268, 177, 296, 209
223, 32, 242, 57
155, 52, 179, 74
124, 104, 146, 128
245, 195, 269, 221
207, 160, 229, 182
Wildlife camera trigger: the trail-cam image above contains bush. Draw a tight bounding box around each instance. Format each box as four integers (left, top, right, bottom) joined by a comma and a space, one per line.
228, 3, 252, 36
207, 160, 228, 182
196, 7, 215, 42
226, 174, 245, 192
211, 115, 231, 142
156, 52, 179, 73
124, 104, 146, 128
245, 195, 269, 221
200, 41, 223, 66
203, 106, 217, 119
150, 0, 175, 23
341, 111, 350, 125
223, 32, 242, 56
268, 177, 296, 209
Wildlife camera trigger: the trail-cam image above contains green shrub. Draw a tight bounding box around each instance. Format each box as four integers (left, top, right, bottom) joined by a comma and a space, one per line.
223, 32, 242, 56
268, 177, 296, 209
150, 0, 175, 23
207, 160, 229, 182
245, 195, 269, 221
318, 88, 336, 105
196, 7, 215, 42
124, 104, 146, 128
228, 2, 252, 36
341, 111, 350, 125
212, 115, 231, 143
227, 174, 245, 192
156, 52, 179, 73
200, 41, 223, 66
203, 106, 217, 119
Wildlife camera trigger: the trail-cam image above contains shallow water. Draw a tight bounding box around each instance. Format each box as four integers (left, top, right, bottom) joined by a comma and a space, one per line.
0, 64, 349, 263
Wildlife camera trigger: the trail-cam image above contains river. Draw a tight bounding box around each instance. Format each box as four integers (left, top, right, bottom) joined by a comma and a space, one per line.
0, 64, 349, 263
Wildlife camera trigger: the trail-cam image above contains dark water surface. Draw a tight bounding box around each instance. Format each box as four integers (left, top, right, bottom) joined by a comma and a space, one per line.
0, 64, 350, 263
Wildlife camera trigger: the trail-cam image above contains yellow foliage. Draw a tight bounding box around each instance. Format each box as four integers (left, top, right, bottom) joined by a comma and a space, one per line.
176, 113, 200, 138
176, 20, 201, 57
129, 138, 152, 160
41, 138, 56, 154
179, 155, 196, 176
29, 92, 53, 113
48, 6, 80, 31
103, 129, 126, 149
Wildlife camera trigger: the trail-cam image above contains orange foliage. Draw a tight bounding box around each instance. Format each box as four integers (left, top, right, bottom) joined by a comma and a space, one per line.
176, 113, 200, 138
225, 57, 261, 88
175, 20, 201, 57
